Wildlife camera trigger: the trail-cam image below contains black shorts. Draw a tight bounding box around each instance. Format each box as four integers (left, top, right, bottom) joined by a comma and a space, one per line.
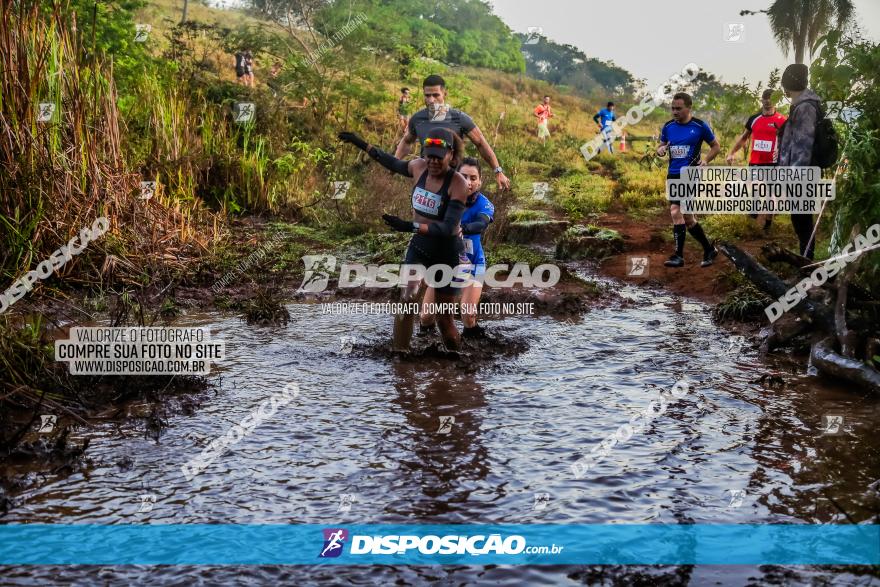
405, 235, 463, 296
236, 67, 246, 78
667, 173, 680, 207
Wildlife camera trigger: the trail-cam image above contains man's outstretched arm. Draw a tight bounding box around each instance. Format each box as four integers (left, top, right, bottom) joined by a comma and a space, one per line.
466, 125, 510, 190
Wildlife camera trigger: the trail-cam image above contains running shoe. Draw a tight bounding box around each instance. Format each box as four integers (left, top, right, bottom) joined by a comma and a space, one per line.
664, 255, 684, 268
701, 248, 718, 267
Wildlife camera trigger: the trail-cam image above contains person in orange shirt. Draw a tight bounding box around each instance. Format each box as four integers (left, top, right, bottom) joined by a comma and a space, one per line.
534, 95, 553, 142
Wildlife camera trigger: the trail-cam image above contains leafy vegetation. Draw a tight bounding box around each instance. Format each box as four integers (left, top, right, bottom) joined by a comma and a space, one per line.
810, 31, 880, 293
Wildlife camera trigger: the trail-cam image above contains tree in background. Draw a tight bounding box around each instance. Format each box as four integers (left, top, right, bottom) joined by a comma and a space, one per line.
741, 0, 854, 64
517, 33, 636, 99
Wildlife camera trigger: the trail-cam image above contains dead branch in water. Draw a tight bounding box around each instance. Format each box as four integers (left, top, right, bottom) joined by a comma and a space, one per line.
811, 338, 880, 394
719, 241, 880, 394
717, 241, 834, 331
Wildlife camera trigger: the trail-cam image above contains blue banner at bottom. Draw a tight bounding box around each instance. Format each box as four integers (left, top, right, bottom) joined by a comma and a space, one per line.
0, 524, 877, 565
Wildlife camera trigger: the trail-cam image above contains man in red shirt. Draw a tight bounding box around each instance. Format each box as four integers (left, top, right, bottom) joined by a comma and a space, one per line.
725, 88, 787, 232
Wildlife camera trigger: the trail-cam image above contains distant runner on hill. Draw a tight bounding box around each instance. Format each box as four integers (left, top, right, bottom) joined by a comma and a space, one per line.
398, 87, 413, 132
268, 61, 283, 97
234, 50, 248, 85
725, 88, 787, 232
395, 74, 510, 191
243, 51, 255, 88
593, 102, 616, 154
534, 95, 554, 143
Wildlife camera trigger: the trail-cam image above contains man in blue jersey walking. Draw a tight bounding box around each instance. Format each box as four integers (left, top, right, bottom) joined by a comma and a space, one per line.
656, 92, 721, 268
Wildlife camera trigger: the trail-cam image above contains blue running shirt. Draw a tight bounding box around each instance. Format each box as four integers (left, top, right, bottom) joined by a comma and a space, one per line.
460, 193, 494, 266
660, 118, 716, 176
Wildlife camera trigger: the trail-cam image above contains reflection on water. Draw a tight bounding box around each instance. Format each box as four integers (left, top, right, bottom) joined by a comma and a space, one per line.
386, 362, 491, 521
3, 277, 879, 585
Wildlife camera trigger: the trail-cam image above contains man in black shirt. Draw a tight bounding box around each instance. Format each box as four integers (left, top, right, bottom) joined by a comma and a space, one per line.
395, 75, 510, 191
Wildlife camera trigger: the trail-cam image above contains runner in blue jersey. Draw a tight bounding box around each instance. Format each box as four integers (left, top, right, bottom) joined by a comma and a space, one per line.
592, 102, 616, 154
420, 157, 495, 339
656, 92, 721, 268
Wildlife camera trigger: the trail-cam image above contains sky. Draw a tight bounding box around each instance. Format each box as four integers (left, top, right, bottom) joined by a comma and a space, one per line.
489, 0, 880, 90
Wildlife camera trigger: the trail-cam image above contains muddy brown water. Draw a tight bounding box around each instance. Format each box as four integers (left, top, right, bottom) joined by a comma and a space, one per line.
3, 270, 879, 586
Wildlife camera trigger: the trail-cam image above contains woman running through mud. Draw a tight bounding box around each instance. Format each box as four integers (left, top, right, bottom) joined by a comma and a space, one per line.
338, 127, 470, 353
420, 157, 494, 339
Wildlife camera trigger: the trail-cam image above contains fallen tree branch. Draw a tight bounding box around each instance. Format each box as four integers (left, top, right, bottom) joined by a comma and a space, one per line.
811, 337, 880, 394
718, 241, 835, 330
762, 243, 877, 302
12, 387, 92, 428
835, 260, 861, 358
759, 318, 811, 353
761, 242, 812, 269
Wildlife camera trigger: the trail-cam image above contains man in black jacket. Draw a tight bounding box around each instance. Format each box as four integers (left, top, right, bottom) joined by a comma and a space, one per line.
778, 64, 822, 259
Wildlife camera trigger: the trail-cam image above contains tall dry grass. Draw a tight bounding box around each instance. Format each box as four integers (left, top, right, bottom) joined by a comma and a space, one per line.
0, 1, 212, 288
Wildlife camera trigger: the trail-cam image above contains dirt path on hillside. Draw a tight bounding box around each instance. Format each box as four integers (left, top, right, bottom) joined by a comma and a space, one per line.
596, 207, 777, 305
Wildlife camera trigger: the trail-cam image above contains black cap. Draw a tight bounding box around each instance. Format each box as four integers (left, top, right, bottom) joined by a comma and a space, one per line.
423, 127, 455, 159
781, 64, 808, 91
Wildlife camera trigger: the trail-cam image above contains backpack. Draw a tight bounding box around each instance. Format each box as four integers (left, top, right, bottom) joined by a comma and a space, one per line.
810, 102, 839, 169
776, 99, 839, 169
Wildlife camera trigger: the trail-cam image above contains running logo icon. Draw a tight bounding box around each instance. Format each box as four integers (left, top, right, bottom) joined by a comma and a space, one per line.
532, 182, 549, 200
38, 414, 57, 433
37, 103, 55, 123
524, 26, 543, 44
234, 102, 255, 123
339, 336, 356, 355
727, 489, 745, 508
134, 24, 151, 42
627, 256, 649, 277
533, 492, 550, 510
332, 181, 350, 200
725, 23, 745, 42
319, 528, 348, 558
140, 181, 156, 200
437, 416, 455, 434
138, 493, 156, 513
821, 414, 844, 435
298, 255, 337, 293
337, 493, 355, 512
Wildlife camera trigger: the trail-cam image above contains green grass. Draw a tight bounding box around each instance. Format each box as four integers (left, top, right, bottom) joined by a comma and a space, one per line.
619, 189, 666, 211
490, 243, 553, 267
508, 209, 550, 222
617, 160, 666, 195
699, 215, 763, 241
552, 171, 614, 220
714, 282, 772, 322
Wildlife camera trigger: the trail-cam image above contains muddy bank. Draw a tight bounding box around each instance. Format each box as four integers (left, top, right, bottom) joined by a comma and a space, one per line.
0, 359, 214, 507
